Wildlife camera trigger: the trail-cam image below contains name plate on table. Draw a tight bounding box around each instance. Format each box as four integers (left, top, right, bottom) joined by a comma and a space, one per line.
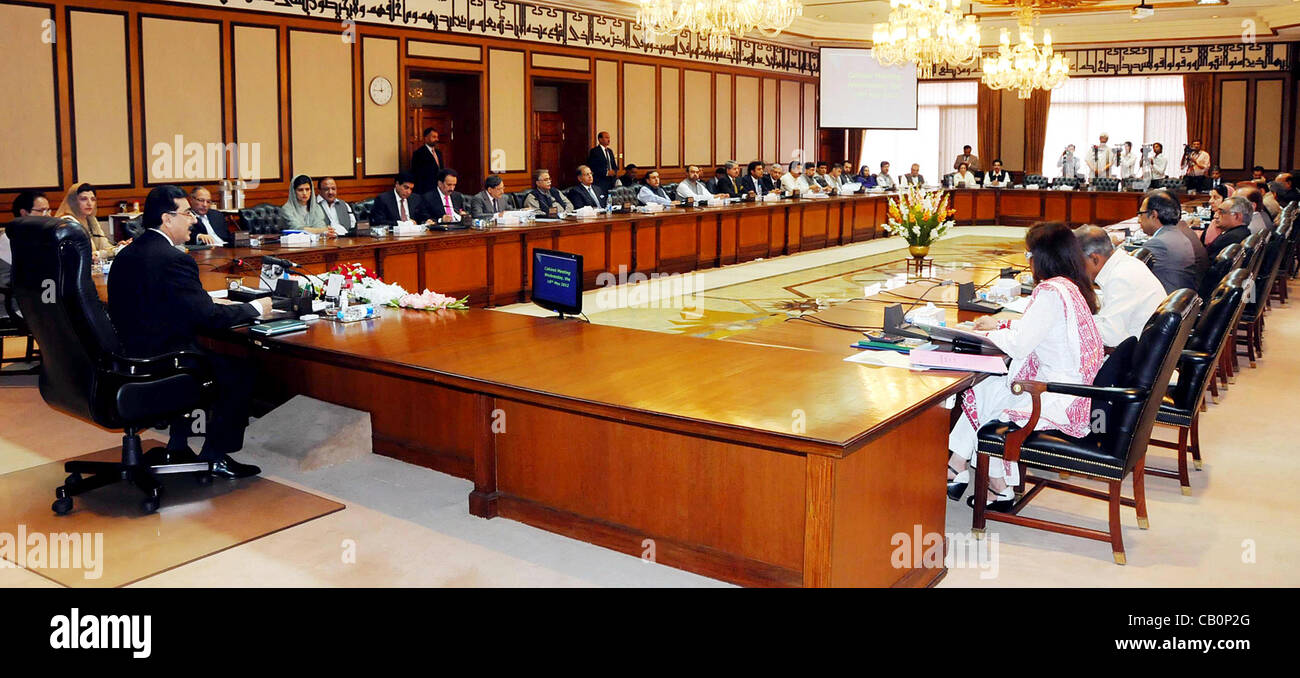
393, 222, 427, 235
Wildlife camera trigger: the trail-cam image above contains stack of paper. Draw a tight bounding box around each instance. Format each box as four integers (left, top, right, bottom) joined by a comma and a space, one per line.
909, 350, 1008, 374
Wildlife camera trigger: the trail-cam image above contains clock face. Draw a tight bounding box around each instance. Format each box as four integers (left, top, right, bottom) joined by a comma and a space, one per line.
369, 76, 392, 106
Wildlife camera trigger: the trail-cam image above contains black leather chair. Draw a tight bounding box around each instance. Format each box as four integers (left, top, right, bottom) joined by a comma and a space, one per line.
351, 198, 374, 225
1051, 176, 1082, 189
1023, 174, 1047, 187
1268, 219, 1292, 305
1131, 247, 1155, 269
662, 182, 679, 200
239, 203, 286, 235
1092, 177, 1120, 192
1198, 243, 1243, 302
1146, 270, 1249, 494
7, 217, 217, 515
0, 261, 40, 377
1236, 231, 1283, 367
608, 186, 638, 207
971, 290, 1200, 564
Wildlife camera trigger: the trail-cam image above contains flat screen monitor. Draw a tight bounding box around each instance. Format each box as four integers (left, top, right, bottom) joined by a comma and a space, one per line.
531, 248, 583, 317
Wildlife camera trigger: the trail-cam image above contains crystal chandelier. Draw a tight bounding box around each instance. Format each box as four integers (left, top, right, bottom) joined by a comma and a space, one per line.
637, 0, 803, 53
980, 6, 1069, 99
871, 0, 981, 79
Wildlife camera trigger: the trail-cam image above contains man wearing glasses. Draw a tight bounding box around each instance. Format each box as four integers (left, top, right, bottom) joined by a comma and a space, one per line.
108, 185, 272, 479
187, 186, 230, 245
1136, 189, 1201, 294
1, 191, 51, 317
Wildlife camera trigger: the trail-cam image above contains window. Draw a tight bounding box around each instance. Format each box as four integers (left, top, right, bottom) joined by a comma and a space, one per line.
860, 81, 978, 183
1041, 75, 1187, 177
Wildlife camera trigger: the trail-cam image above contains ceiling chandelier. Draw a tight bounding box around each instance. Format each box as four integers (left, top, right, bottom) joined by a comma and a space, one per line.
636, 0, 804, 53
870, 0, 981, 79
980, 6, 1069, 99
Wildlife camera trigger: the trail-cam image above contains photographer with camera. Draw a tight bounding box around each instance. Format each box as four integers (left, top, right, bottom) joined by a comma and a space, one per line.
1085, 133, 1114, 180
1057, 144, 1082, 179
1181, 139, 1211, 190
1141, 142, 1168, 182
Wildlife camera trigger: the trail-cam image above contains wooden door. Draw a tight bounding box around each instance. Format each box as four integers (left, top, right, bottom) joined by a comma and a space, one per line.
532, 111, 565, 181
407, 108, 456, 173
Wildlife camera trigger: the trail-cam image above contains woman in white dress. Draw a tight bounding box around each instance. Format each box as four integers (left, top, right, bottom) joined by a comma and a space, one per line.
951, 162, 977, 188
946, 222, 1106, 511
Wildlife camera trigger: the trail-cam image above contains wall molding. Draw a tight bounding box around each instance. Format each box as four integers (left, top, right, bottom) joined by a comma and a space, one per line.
166, 0, 820, 76
930, 41, 1290, 79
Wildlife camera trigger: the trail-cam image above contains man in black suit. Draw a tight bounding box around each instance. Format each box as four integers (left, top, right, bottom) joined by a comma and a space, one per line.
187, 186, 232, 245
423, 168, 469, 224
740, 161, 773, 196
587, 131, 619, 192
567, 165, 607, 209
369, 171, 430, 226
108, 185, 272, 478
410, 127, 444, 194
1137, 189, 1201, 293
715, 161, 743, 198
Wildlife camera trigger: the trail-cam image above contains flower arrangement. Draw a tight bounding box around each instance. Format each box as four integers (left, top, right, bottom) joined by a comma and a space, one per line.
389, 290, 470, 311
323, 263, 409, 306
883, 185, 956, 249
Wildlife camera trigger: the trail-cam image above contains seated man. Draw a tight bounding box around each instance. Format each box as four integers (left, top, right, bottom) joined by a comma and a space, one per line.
841, 161, 856, 186
676, 165, 726, 203
370, 171, 429, 225
876, 161, 896, 190
566, 165, 608, 209
825, 164, 846, 192
780, 162, 802, 192
468, 174, 514, 219
523, 169, 574, 214
1075, 225, 1167, 347
636, 171, 674, 206
983, 159, 1011, 187
187, 186, 232, 245
2, 191, 51, 317
108, 185, 273, 478
900, 164, 924, 187
1138, 189, 1200, 294
315, 177, 355, 235
768, 162, 786, 191
1205, 196, 1253, 260
812, 162, 834, 190
741, 161, 776, 196
792, 162, 825, 193
715, 161, 744, 198
617, 164, 641, 189
425, 169, 470, 224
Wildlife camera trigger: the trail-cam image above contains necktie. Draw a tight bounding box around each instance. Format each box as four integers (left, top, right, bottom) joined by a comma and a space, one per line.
587, 185, 598, 205
399, 197, 408, 221
492, 196, 499, 212
443, 193, 453, 216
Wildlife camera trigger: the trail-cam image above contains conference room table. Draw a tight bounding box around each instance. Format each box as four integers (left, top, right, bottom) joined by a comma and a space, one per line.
97, 187, 1150, 587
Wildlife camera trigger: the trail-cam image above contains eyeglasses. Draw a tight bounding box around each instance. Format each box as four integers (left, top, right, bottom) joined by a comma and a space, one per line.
165, 209, 196, 220
29, 207, 51, 215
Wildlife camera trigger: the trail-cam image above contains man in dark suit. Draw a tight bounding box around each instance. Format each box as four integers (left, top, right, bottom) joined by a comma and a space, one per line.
1205, 196, 1254, 260
424, 168, 469, 224
108, 185, 272, 478
468, 174, 514, 219
523, 169, 574, 213
587, 131, 619, 192
186, 186, 232, 245
567, 165, 607, 209
1138, 189, 1201, 293
715, 161, 743, 198
410, 127, 444, 194
369, 171, 429, 226
741, 161, 775, 196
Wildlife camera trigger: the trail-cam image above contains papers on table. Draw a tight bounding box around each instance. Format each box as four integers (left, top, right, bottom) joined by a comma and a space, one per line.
909, 350, 1008, 374
1001, 296, 1031, 314
393, 221, 426, 235
802, 191, 830, 199
844, 349, 915, 370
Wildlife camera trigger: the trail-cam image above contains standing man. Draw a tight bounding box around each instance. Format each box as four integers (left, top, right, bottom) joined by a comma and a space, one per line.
108, 185, 273, 478
1057, 144, 1082, 179
315, 177, 355, 236
1086, 133, 1114, 180
587, 131, 619, 192
187, 186, 231, 245
1143, 142, 1169, 181
1181, 140, 1211, 191
953, 145, 980, 172
469, 175, 514, 219
566, 165, 608, 209
410, 127, 444, 194
1137, 189, 1201, 294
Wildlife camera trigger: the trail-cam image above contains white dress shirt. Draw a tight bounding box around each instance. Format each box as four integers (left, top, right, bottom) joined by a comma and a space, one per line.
194, 211, 226, 245
636, 184, 674, 206
1085, 146, 1114, 178
0, 232, 10, 265
1058, 154, 1081, 178
982, 171, 1009, 187
1093, 249, 1168, 347
951, 171, 977, 187
780, 172, 800, 192
1144, 153, 1168, 180
875, 173, 896, 190
317, 196, 353, 235
676, 179, 714, 202
1118, 152, 1138, 180
393, 189, 414, 222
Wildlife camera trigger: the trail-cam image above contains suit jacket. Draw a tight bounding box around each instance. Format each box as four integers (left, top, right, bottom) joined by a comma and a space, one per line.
1143, 225, 1200, 294
423, 188, 467, 220
410, 144, 443, 194
524, 188, 574, 212
370, 190, 428, 225
740, 175, 767, 195
567, 182, 607, 209
108, 229, 258, 358
1178, 222, 1209, 286
468, 190, 515, 219
587, 145, 619, 191
1205, 224, 1251, 261
715, 174, 743, 198
187, 210, 233, 245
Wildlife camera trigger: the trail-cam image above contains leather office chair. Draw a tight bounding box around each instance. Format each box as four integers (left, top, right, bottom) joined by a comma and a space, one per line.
608, 186, 638, 207
0, 262, 40, 377
705, 177, 719, 193
1236, 229, 1285, 366
971, 290, 1200, 564
1051, 176, 1081, 189
1146, 270, 1248, 494
1268, 220, 1292, 305
7, 217, 217, 515
1131, 247, 1155, 269
1156, 177, 1186, 193
351, 198, 374, 224
121, 217, 145, 241
1200, 243, 1245, 393
509, 191, 533, 211
662, 183, 678, 200
1093, 177, 1120, 192
1024, 174, 1047, 187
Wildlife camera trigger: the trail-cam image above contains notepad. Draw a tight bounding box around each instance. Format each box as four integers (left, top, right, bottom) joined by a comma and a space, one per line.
909, 350, 1008, 374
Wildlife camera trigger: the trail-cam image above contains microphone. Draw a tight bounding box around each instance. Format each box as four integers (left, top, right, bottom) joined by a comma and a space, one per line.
261, 255, 300, 269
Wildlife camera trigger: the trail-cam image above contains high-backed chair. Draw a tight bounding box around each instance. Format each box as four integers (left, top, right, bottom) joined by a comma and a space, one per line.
0, 257, 40, 377
1237, 231, 1282, 366
7, 217, 217, 514
1131, 247, 1155, 269
351, 198, 374, 224
970, 290, 1200, 564
1146, 270, 1249, 494
1051, 176, 1081, 189
1156, 177, 1186, 193
1199, 243, 1244, 394
1092, 177, 1120, 192
1268, 220, 1292, 304
608, 186, 638, 206
662, 182, 679, 199
1024, 174, 1047, 187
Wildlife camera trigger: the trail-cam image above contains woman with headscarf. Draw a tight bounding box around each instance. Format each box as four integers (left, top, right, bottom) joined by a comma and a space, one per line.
279, 173, 331, 235
855, 164, 877, 189
55, 182, 115, 258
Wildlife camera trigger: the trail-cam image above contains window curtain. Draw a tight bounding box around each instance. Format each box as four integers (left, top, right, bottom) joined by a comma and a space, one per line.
848, 131, 864, 174
977, 84, 1002, 170
1183, 74, 1215, 152
860, 81, 978, 181
1039, 75, 1187, 175
1024, 89, 1051, 175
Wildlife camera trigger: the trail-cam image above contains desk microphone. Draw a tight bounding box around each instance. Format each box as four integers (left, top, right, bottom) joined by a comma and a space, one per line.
261, 255, 301, 269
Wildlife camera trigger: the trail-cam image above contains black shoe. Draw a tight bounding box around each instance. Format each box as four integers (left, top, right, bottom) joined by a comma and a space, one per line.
145, 446, 199, 466
967, 488, 1015, 513
946, 466, 970, 502
207, 455, 261, 479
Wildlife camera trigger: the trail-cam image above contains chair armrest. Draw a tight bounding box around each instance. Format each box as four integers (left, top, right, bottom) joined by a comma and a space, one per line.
1179, 350, 1216, 365
1002, 380, 1149, 461
107, 350, 214, 381
1041, 382, 1147, 402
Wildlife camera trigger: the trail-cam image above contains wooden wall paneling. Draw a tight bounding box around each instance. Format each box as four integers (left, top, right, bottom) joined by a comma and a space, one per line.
622, 62, 657, 168
488, 48, 527, 172
779, 80, 801, 165
1217, 79, 1249, 170
762, 78, 778, 163
1253, 78, 1283, 171
140, 16, 224, 184
0, 3, 60, 189
69, 8, 132, 186
715, 73, 733, 164
362, 37, 400, 177
594, 59, 619, 163
289, 29, 355, 178
683, 70, 712, 166
660, 66, 680, 168
233, 25, 282, 185
735, 76, 760, 163
802, 82, 817, 165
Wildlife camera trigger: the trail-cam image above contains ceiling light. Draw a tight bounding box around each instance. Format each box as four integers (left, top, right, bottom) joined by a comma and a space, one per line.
1195, 0, 1224, 5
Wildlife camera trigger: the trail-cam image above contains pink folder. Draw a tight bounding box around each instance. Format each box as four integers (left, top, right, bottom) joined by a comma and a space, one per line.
909, 349, 1008, 374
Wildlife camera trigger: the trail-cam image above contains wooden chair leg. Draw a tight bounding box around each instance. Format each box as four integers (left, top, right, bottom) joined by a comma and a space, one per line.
1132, 462, 1149, 530
972, 453, 990, 537
1109, 480, 1126, 565
1190, 412, 1203, 471
1207, 368, 1219, 400
1177, 427, 1190, 495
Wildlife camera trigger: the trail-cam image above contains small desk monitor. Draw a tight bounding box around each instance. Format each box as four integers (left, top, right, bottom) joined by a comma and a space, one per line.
531, 248, 583, 317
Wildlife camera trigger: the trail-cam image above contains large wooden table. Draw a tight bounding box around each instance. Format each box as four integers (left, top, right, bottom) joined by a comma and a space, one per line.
164, 188, 1143, 307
